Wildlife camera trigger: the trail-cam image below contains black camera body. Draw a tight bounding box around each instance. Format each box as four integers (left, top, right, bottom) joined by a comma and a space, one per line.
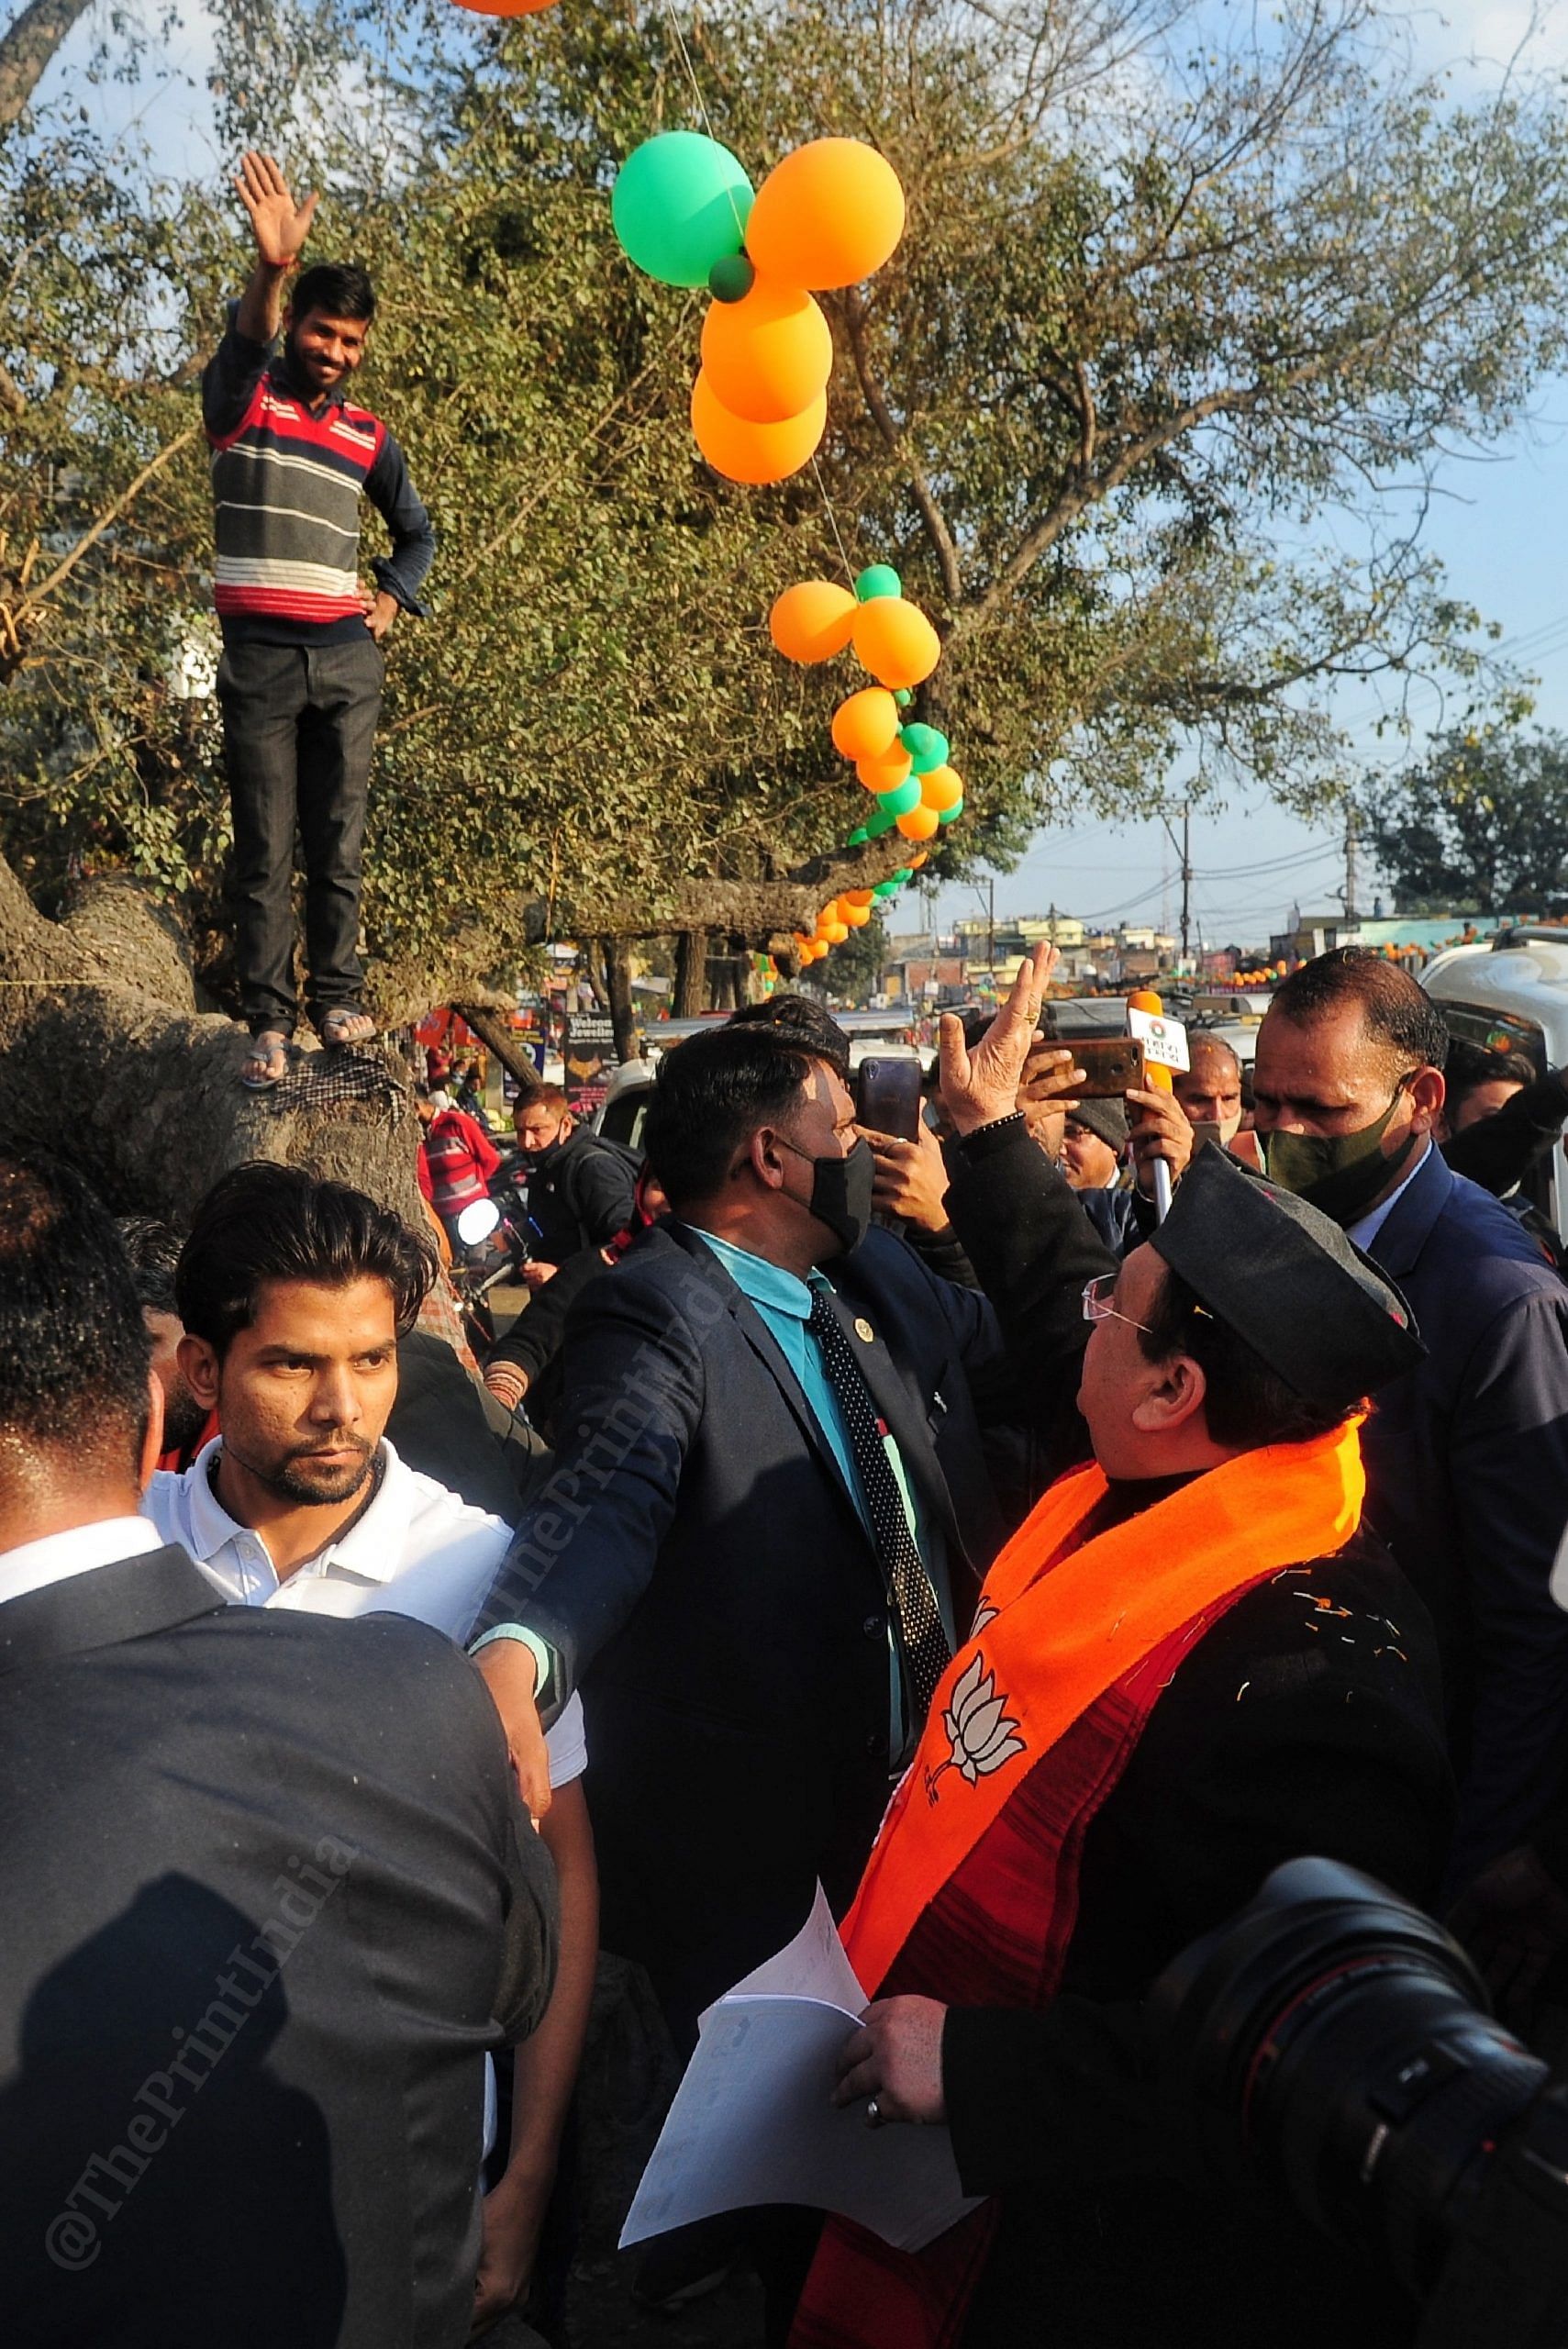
1150, 1857, 1568, 2348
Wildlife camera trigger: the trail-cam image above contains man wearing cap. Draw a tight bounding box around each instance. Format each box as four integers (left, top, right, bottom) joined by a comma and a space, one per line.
787, 1141, 1450, 2349
1056, 1097, 1137, 1250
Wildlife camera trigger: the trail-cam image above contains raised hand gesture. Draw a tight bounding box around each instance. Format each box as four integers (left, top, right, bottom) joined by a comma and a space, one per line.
235, 149, 319, 269
939, 941, 1062, 1136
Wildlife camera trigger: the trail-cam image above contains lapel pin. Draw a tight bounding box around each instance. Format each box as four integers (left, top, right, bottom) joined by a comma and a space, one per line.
854, 1317, 875, 1344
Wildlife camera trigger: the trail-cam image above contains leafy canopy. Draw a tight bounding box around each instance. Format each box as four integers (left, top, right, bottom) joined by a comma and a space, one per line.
5, 0, 1568, 1002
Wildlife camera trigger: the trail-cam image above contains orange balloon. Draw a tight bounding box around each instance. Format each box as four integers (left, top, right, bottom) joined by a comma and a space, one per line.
856, 743, 913, 792
896, 804, 941, 841
919, 764, 964, 812
701, 276, 833, 424
821, 918, 850, 944
906, 850, 929, 870
747, 138, 906, 290
841, 889, 875, 907
831, 687, 900, 763
691, 372, 827, 484
841, 901, 873, 928
851, 596, 940, 690
770, 579, 857, 664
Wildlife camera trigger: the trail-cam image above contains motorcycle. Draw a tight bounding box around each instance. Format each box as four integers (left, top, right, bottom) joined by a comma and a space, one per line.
448, 1187, 530, 1355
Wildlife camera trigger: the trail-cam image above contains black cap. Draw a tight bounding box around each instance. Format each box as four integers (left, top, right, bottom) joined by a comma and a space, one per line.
1150, 1143, 1425, 1411
1065, 1097, 1129, 1152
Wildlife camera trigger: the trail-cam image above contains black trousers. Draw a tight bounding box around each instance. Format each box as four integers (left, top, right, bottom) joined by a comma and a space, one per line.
217, 635, 384, 1036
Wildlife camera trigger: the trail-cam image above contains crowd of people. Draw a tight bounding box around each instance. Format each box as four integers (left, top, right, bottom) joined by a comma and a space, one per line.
9, 938, 1568, 2349
13, 140, 1568, 2349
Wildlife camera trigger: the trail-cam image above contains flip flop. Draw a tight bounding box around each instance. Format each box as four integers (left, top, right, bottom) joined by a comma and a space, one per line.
319, 1008, 377, 1049
239, 1031, 291, 1090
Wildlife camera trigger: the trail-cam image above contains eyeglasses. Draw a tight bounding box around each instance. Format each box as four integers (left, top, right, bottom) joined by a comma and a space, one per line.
1081, 1274, 1152, 1335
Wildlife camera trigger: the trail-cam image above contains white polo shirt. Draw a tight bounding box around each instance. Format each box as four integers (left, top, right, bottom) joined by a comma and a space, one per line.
143, 1437, 586, 1786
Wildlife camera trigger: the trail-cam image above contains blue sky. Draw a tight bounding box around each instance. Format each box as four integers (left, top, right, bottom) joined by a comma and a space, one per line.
49, 0, 1568, 945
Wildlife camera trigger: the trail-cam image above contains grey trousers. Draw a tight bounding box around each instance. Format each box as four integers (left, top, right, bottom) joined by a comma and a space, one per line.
217, 634, 384, 1036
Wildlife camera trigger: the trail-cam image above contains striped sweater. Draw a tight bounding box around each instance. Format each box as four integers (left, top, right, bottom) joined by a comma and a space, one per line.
201, 309, 434, 645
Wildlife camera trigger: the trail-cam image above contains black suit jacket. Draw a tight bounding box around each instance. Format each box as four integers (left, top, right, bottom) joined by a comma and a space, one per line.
1356, 1147, 1568, 1884
475, 1219, 1005, 2037
0, 1545, 556, 2349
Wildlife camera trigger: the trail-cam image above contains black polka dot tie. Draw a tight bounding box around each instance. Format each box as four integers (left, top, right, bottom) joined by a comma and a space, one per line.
807, 1289, 952, 1724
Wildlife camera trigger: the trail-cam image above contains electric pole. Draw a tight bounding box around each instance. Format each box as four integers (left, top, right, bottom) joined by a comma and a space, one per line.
1162, 805, 1194, 966
986, 875, 995, 982
1344, 801, 1359, 925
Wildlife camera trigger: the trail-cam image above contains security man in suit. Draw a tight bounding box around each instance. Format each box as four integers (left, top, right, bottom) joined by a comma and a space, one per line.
471, 998, 1011, 2046
0, 1152, 557, 2349
1250, 952, 1568, 1909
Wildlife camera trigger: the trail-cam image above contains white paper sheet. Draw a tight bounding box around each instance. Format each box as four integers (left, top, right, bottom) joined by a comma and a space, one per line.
623, 1888, 982, 2256
701, 1880, 866, 2022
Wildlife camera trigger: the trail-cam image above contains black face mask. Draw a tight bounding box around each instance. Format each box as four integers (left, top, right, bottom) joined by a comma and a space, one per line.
1261, 1080, 1419, 1227
780, 1136, 877, 1258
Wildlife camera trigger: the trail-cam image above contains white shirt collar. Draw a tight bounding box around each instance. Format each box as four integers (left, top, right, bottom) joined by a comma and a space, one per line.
1347, 1141, 1432, 1253
186, 1435, 415, 1593
0, 1515, 163, 1609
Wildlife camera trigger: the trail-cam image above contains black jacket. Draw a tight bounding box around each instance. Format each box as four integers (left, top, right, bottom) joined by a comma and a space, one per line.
521, 1129, 639, 1265
0, 1546, 557, 2349
1442, 1066, 1568, 1197
940, 1531, 1451, 2349
474, 1219, 1006, 2040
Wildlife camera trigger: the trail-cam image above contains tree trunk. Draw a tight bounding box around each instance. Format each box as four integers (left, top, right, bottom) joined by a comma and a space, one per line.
450, 1002, 543, 1098
582, 939, 611, 1012
603, 939, 642, 1064
0, 0, 93, 132
0, 860, 424, 1228
673, 929, 708, 1016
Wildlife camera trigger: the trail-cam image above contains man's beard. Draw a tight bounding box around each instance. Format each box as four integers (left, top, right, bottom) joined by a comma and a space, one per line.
256, 1436, 375, 1507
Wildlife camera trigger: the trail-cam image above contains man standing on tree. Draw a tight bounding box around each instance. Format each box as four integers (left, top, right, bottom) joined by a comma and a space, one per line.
202, 151, 435, 1089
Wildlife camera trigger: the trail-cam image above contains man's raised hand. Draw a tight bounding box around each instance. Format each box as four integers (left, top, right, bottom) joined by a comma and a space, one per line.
939, 941, 1062, 1136
235, 150, 319, 269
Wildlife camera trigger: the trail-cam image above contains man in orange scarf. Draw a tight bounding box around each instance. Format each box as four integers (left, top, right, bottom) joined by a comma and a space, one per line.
789, 1060, 1452, 2348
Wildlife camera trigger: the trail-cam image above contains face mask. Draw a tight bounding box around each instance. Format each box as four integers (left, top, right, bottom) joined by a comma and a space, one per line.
781, 1136, 877, 1258
1262, 1084, 1418, 1226
519, 1124, 563, 1164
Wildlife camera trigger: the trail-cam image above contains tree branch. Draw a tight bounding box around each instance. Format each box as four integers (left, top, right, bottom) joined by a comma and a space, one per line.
840, 287, 963, 606
5, 423, 200, 672
0, 0, 92, 135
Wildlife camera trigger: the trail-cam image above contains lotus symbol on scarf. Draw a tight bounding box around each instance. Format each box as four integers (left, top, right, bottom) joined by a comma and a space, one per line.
924, 1652, 1026, 1804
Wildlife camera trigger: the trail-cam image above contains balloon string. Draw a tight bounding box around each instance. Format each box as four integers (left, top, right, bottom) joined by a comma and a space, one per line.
658, 0, 749, 239
811, 454, 859, 588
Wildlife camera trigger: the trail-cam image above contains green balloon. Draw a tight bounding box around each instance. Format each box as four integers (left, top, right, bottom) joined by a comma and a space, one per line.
937, 798, 965, 825
846, 823, 870, 847
894, 687, 913, 707
876, 777, 922, 818
873, 879, 902, 898
612, 133, 754, 288
855, 563, 902, 603
863, 802, 899, 837
899, 722, 950, 774
708, 252, 756, 303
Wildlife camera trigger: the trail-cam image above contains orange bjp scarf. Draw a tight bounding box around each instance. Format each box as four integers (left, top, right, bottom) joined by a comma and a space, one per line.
841, 1417, 1366, 1998
790, 1419, 1367, 2349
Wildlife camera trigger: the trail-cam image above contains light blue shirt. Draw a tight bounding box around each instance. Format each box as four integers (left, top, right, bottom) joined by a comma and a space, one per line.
694, 1229, 953, 1760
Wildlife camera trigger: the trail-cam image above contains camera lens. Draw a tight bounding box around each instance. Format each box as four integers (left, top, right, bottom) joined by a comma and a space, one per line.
1151, 1857, 1549, 2299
